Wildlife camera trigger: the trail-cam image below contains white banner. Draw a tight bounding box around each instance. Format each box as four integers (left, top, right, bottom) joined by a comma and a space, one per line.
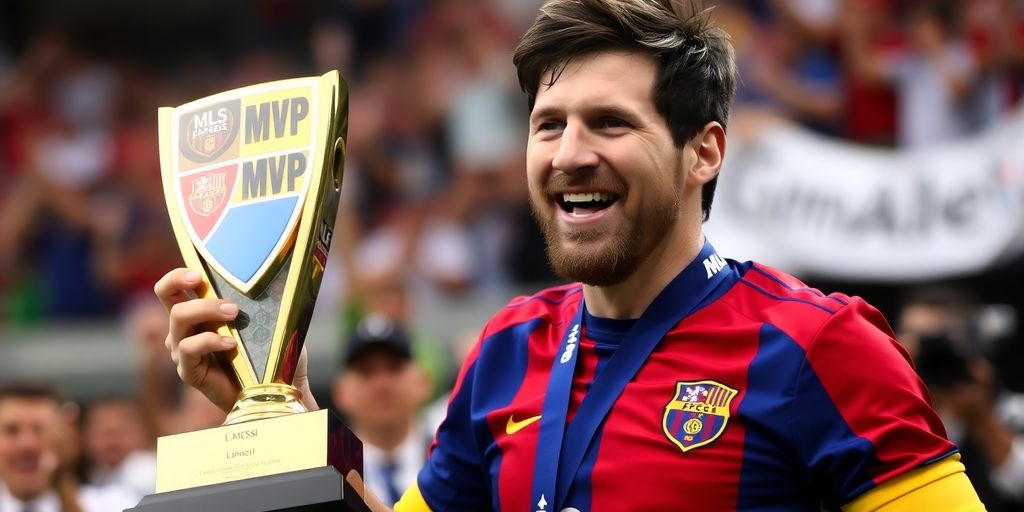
706, 109, 1024, 281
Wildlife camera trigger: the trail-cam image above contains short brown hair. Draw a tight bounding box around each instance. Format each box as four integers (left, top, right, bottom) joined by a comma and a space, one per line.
513, 0, 736, 221
0, 382, 62, 407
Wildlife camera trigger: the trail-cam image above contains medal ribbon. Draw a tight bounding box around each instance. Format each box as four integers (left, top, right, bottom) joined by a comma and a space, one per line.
530, 241, 734, 511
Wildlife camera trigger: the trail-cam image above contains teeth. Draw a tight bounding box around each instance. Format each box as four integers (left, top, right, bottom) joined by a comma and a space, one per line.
562, 192, 614, 203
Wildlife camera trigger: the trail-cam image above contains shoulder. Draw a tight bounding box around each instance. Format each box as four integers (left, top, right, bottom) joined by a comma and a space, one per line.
724, 261, 877, 346
722, 261, 909, 375
79, 484, 141, 512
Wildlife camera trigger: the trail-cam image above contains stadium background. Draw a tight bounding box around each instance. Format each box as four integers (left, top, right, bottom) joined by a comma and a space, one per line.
0, 0, 1022, 506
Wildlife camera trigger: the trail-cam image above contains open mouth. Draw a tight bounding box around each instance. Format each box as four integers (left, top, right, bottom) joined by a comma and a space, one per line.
556, 192, 620, 216
11, 455, 41, 473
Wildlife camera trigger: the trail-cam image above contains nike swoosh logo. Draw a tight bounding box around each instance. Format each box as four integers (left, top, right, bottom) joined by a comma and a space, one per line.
506, 414, 542, 435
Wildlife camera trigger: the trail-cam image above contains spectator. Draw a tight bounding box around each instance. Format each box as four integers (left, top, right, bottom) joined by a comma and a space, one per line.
897, 288, 1024, 510
332, 315, 431, 506
80, 397, 156, 501
844, 0, 980, 147
0, 31, 122, 319
0, 382, 137, 512
745, 11, 843, 134
836, 0, 901, 145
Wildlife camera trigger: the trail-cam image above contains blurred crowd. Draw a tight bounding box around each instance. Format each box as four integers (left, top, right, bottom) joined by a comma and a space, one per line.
1, 0, 1023, 509
3, 0, 1022, 325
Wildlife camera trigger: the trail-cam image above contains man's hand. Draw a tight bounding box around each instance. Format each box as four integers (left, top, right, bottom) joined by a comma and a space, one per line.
154, 268, 245, 413
154, 268, 318, 413
941, 359, 1015, 469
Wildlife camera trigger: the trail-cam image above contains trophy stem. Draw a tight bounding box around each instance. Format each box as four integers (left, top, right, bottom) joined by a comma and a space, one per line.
224, 384, 308, 425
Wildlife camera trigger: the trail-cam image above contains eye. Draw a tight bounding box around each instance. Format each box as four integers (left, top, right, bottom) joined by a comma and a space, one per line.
599, 117, 631, 130
535, 119, 565, 133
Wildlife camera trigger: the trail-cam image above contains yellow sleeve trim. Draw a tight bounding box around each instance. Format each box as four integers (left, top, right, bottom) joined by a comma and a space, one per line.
843, 454, 985, 512
394, 481, 432, 512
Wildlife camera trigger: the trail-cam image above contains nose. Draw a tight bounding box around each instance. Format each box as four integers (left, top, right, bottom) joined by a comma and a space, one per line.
551, 121, 599, 173
9, 431, 43, 456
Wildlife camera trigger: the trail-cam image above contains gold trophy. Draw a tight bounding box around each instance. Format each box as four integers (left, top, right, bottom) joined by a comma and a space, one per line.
133, 71, 365, 511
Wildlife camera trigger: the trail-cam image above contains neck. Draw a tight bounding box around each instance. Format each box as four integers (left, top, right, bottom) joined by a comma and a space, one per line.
583, 222, 704, 320
356, 421, 412, 453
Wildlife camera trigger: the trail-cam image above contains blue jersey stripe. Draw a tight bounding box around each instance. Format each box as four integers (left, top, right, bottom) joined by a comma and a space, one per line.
738, 323, 816, 511
738, 324, 881, 510
738, 280, 838, 315
419, 318, 543, 511
749, 266, 849, 306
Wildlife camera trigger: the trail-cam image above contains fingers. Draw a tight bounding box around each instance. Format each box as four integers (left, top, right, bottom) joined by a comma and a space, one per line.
176, 332, 235, 372
156, 267, 243, 413
346, 469, 394, 512
175, 331, 240, 412
172, 330, 233, 362
345, 469, 366, 499
154, 268, 204, 311
167, 299, 238, 351
294, 346, 320, 412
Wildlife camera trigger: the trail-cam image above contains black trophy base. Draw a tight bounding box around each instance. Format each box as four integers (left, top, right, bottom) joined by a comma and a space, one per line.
126, 466, 370, 512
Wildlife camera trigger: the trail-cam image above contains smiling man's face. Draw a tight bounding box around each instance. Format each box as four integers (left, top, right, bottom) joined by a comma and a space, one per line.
527, 51, 689, 286
0, 397, 58, 501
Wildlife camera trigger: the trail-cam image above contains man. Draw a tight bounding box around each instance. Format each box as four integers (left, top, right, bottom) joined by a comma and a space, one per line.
80, 397, 157, 500
897, 288, 1024, 510
156, 0, 984, 510
334, 315, 432, 506
0, 383, 137, 512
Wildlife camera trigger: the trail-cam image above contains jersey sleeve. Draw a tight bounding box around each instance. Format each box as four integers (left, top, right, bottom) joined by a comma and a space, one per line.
842, 454, 984, 511
791, 297, 962, 506
394, 481, 432, 512
407, 329, 493, 511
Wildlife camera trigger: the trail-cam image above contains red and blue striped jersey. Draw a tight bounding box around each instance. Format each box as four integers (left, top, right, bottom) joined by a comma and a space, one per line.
413, 253, 955, 511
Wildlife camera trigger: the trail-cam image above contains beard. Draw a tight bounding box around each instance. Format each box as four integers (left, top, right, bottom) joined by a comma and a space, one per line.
530, 169, 681, 287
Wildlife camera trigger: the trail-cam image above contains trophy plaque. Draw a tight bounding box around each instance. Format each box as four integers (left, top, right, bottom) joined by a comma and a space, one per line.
130, 71, 365, 511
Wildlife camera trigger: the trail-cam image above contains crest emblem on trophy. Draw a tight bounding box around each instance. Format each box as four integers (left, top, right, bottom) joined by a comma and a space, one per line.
181, 100, 240, 162
187, 172, 227, 216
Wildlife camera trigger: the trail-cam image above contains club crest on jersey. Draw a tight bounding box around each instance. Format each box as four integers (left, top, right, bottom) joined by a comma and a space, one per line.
662, 380, 737, 453
172, 86, 316, 292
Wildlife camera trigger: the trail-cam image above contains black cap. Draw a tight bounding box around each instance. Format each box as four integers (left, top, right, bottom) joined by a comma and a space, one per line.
342, 314, 413, 367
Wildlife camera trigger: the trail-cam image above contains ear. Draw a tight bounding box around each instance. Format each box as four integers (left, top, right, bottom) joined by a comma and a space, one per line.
686, 122, 726, 188
410, 364, 433, 407
331, 374, 350, 413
